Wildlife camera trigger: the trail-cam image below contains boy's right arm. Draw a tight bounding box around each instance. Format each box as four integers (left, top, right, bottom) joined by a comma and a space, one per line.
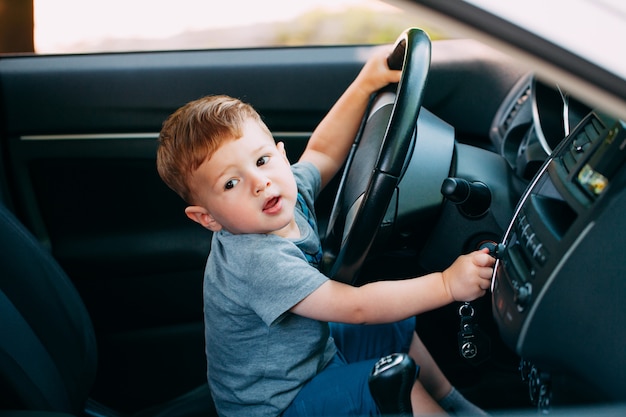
291, 249, 495, 324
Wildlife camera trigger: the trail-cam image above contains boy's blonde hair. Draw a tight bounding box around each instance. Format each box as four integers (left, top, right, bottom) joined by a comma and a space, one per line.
157, 95, 270, 204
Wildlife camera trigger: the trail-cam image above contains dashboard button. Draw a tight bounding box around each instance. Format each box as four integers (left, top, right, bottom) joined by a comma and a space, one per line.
534, 244, 548, 265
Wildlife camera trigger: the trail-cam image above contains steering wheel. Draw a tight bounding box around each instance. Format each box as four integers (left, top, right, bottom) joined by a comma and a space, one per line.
320, 28, 432, 285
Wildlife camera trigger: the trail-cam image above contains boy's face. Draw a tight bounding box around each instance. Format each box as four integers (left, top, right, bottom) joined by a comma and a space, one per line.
185, 118, 299, 238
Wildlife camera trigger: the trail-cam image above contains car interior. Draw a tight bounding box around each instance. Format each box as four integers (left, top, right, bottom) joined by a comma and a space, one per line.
1, 2, 626, 415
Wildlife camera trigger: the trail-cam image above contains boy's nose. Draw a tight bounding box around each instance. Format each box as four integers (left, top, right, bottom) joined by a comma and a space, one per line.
254, 176, 271, 194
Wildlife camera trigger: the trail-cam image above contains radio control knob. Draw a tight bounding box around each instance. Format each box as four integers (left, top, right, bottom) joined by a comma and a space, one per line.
514, 282, 532, 308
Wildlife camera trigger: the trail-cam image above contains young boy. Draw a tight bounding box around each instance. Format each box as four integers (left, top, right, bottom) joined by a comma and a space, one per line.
157, 47, 495, 416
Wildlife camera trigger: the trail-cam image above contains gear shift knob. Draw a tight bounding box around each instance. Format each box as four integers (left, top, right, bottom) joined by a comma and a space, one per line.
368, 353, 419, 416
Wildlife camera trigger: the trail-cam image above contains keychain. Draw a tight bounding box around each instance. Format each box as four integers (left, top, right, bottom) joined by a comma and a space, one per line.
457, 302, 491, 365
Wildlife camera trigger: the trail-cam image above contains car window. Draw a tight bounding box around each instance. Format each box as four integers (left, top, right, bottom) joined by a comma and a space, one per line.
26, 0, 441, 54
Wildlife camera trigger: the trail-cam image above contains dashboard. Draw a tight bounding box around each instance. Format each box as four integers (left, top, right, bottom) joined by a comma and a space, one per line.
490, 75, 626, 405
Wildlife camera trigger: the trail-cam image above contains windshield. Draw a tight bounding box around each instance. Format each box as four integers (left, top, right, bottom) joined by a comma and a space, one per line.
465, 0, 626, 81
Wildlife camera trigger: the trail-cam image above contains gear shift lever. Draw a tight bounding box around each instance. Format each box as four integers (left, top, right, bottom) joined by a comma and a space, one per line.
368, 353, 418, 416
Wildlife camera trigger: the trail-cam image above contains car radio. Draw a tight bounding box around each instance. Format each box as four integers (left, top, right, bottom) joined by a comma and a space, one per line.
492, 111, 626, 402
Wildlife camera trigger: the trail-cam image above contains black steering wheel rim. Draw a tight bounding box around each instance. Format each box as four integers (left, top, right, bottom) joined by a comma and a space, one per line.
321, 28, 432, 285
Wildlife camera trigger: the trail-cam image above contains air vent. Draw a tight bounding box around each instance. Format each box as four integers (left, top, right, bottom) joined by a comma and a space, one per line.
499, 85, 531, 136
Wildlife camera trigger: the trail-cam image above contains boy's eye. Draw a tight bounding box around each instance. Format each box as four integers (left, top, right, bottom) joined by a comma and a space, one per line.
257, 156, 269, 167
224, 179, 239, 190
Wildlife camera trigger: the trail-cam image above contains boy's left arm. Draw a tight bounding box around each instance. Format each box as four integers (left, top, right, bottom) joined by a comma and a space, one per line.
298, 46, 402, 188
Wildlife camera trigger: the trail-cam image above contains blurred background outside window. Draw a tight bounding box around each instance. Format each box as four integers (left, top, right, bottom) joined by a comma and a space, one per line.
0, 0, 443, 55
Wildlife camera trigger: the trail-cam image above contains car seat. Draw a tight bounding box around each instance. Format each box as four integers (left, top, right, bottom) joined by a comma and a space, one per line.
0, 201, 216, 417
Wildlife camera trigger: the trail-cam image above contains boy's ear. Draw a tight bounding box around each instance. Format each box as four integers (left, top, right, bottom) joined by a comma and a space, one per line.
185, 206, 222, 232
276, 141, 289, 161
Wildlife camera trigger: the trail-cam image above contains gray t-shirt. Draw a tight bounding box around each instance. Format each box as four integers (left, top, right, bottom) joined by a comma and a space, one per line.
204, 162, 337, 417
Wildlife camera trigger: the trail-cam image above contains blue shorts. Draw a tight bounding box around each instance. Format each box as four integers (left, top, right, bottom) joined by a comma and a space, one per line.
282, 317, 416, 416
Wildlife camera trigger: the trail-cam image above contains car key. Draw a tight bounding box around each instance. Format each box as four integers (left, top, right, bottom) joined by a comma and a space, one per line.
457, 303, 491, 366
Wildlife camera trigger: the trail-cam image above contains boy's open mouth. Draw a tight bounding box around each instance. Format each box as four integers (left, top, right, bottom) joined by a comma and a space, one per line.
263, 196, 282, 214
